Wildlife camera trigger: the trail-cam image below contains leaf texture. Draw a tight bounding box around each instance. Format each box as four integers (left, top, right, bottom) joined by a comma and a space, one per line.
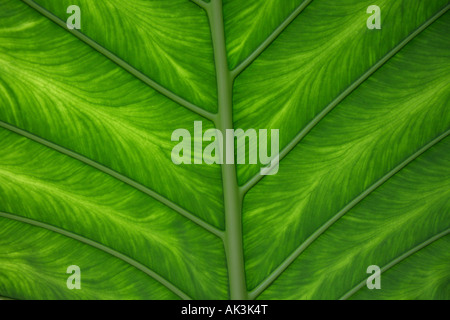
243, 12, 450, 294
256, 137, 450, 299
0, 129, 228, 299
350, 236, 450, 300
233, 0, 449, 183
33, 0, 218, 111
0, 217, 180, 300
223, 0, 304, 69
0, 0, 448, 300
0, 0, 224, 228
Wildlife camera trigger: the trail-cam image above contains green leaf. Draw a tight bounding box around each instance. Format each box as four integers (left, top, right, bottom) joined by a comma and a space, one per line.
349, 236, 450, 300
33, 0, 218, 112
242, 9, 450, 297
0, 215, 181, 300
223, 0, 306, 69
233, 0, 450, 183
0, 0, 224, 229
0, 0, 449, 300
254, 137, 450, 299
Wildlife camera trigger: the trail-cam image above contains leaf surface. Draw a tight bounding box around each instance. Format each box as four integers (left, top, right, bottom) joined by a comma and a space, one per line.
0, 216, 180, 300
243, 13, 450, 294
0, 0, 448, 300
33, 0, 218, 111
0, 0, 224, 228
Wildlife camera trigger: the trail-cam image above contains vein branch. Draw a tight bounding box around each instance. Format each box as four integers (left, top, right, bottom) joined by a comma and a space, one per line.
0, 211, 192, 300
240, 5, 449, 195
340, 228, 450, 300
0, 121, 224, 239
231, 0, 314, 79
20, 0, 216, 122
249, 130, 450, 299
190, 0, 209, 9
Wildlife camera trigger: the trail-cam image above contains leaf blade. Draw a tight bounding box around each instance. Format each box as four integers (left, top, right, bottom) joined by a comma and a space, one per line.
0, 216, 182, 300
32, 0, 218, 111
233, 0, 449, 184
243, 11, 450, 293
0, 128, 229, 299
0, 0, 224, 228
257, 136, 450, 299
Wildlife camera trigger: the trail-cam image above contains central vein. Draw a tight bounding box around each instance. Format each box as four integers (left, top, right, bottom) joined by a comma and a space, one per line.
205, 0, 248, 300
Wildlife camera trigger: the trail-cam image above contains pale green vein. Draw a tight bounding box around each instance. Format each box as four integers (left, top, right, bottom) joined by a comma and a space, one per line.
230, 0, 314, 79
339, 229, 450, 300
20, 0, 216, 122
190, 0, 209, 9
248, 130, 450, 299
0, 121, 224, 239
240, 4, 450, 195
0, 211, 192, 300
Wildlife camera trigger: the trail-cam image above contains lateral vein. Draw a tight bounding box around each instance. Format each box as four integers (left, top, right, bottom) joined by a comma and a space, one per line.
0, 211, 192, 300
240, 4, 450, 195
231, 0, 314, 78
0, 121, 224, 239
248, 130, 450, 299
20, 0, 216, 122
339, 229, 450, 300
